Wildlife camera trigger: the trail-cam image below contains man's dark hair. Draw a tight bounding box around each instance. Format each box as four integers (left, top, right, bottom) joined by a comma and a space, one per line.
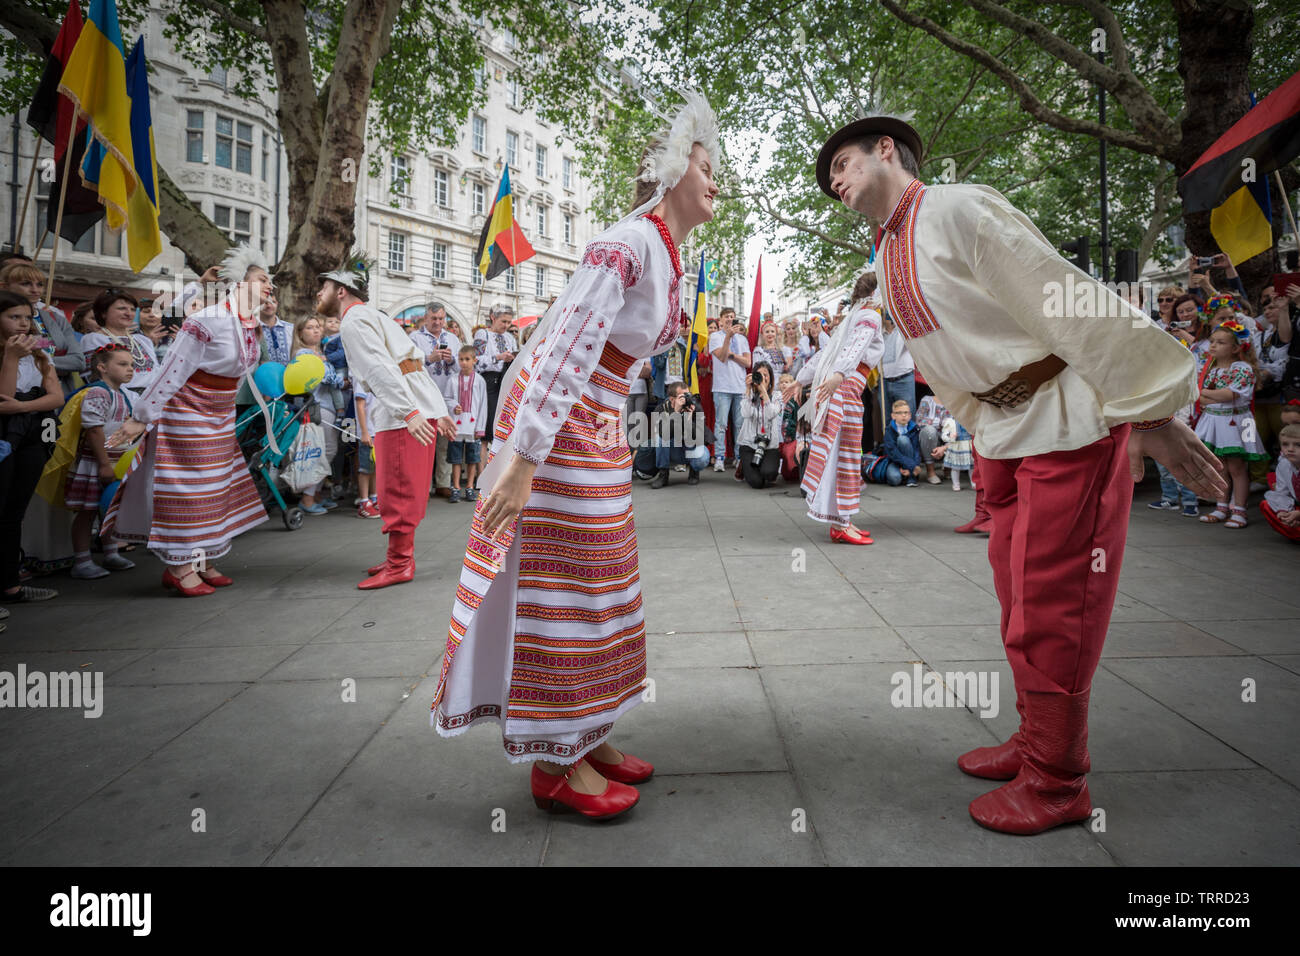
853, 133, 920, 177
666, 381, 687, 399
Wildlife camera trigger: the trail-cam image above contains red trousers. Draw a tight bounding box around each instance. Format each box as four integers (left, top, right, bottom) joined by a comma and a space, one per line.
373, 425, 437, 536
980, 425, 1133, 695
1261, 500, 1300, 541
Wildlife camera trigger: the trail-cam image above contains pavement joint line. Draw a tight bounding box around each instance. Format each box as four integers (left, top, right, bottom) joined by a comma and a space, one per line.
1095, 659, 1299, 792
711, 490, 832, 865
0, 680, 259, 865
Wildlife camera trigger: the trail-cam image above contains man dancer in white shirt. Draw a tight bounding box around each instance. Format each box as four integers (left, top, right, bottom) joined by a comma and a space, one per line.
409, 301, 460, 498
316, 256, 455, 590
817, 115, 1228, 835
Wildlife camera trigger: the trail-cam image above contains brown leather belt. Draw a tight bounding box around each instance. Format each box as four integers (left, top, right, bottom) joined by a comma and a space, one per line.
971, 354, 1067, 409
398, 358, 423, 375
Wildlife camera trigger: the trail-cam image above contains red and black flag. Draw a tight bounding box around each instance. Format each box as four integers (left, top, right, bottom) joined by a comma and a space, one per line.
474, 166, 534, 282
25, 0, 104, 243
1179, 67, 1300, 214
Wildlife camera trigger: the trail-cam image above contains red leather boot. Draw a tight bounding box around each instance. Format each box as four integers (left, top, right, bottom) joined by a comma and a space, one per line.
958, 689, 1025, 780
358, 531, 414, 589
969, 689, 1093, 835
954, 479, 993, 533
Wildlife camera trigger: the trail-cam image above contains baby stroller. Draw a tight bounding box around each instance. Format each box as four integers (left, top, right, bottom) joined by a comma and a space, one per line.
235, 394, 318, 530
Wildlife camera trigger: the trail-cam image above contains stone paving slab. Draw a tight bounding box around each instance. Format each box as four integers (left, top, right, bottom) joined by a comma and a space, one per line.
2, 469, 1296, 865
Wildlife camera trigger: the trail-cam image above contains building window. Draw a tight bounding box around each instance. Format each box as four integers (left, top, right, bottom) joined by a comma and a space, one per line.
387, 232, 407, 272
433, 242, 448, 281
261, 131, 270, 181
101, 223, 121, 257
209, 65, 227, 88
504, 269, 515, 293
212, 204, 251, 243
562, 156, 573, 190
390, 154, 410, 196
73, 226, 95, 253
472, 182, 486, 216
236, 121, 253, 174
535, 265, 546, 299
186, 111, 204, 163
564, 214, 573, 244
505, 131, 518, 169
503, 27, 516, 49
260, 215, 268, 254
215, 115, 233, 168
535, 144, 547, 179
470, 250, 483, 286
507, 75, 520, 109
472, 115, 486, 155
434, 168, 449, 208
536, 204, 547, 237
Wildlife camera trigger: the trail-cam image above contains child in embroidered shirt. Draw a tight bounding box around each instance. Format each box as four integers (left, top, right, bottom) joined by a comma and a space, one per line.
1261, 423, 1300, 541
442, 345, 487, 502
1195, 321, 1267, 528
942, 416, 974, 490
67, 344, 137, 578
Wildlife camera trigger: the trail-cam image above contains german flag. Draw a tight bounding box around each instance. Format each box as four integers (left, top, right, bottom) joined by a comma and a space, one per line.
1179, 67, 1300, 214
475, 166, 534, 281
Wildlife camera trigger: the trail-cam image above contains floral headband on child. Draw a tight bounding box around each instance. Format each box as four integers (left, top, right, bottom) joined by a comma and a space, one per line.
1204, 293, 1237, 318
1216, 318, 1252, 351
91, 342, 131, 356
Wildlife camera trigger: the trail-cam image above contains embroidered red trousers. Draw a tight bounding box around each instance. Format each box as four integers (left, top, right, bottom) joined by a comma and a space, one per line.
980, 425, 1133, 695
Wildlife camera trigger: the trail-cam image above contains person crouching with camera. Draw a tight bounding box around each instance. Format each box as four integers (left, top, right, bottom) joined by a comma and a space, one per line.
738, 361, 782, 488
649, 382, 712, 488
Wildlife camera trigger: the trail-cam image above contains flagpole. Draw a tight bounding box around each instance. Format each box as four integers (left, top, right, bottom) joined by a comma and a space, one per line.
45, 107, 80, 303
14, 139, 42, 252
1275, 170, 1300, 251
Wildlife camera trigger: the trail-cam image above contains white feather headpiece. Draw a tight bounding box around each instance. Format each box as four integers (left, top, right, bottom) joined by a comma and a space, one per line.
636, 90, 720, 190
219, 243, 271, 284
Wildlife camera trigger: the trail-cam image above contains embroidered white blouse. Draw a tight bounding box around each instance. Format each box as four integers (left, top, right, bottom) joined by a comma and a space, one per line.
508, 216, 683, 465
129, 302, 260, 424
340, 302, 450, 434
875, 180, 1196, 459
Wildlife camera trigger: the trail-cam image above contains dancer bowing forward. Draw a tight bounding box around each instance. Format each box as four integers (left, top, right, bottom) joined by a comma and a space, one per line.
784, 275, 884, 544
432, 93, 721, 821
817, 114, 1226, 834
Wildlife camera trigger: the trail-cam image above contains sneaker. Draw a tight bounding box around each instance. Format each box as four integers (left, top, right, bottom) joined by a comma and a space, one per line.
673, 464, 687, 473
71, 562, 110, 580
465, 488, 479, 501
713, 458, 724, 472
301, 502, 328, 515
1, 585, 59, 603
906, 479, 918, 487
926, 474, 941, 484
633, 469, 656, 480
357, 500, 382, 519
448, 489, 461, 503
1147, 499, 1179, 511
102, 553, 135, 570
1181, 504, 1199, 517
319, 497, 339, 511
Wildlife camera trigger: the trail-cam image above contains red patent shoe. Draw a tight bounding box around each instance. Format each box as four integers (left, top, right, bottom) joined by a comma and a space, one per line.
829, 525, 873, 545
162, 568, 215, 597
585, 749, 654, 784
953, 516, 993, 534
530, 761, 640, 820
198, 570, 234, 587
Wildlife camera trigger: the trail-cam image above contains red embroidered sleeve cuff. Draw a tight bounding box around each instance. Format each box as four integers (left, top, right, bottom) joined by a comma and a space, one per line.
1131, 416, 1174, 431
514, 446, 545, 466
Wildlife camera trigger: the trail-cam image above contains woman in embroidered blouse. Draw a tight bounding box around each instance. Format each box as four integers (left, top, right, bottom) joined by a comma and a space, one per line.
433, 95, 720, 821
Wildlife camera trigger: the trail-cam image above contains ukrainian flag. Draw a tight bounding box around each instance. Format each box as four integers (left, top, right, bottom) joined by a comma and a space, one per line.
1210, 175, 1273, 266
57, 0, 136, 232
685, 254, 709, 394
124, 37, 160, 270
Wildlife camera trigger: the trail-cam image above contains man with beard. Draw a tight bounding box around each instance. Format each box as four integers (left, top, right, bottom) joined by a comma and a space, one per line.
316, 254, 455, 589
816, 115, 1226, 835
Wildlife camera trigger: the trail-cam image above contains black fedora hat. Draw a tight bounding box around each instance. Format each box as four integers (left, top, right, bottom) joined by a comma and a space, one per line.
816, 116, 924, 200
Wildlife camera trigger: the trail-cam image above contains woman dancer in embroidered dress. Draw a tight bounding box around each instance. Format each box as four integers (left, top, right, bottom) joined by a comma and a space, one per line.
784, 299, 884, 544
105, 248, 272, 597
432, 94, 720, 821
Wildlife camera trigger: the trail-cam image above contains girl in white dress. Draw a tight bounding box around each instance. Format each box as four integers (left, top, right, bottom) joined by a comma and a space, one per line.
1194, 320, 1266, 528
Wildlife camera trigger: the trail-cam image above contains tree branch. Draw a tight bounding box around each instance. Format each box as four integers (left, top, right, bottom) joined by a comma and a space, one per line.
742, 190, 870, 258
878, 0, 1169, 159
191, 0, 270, 42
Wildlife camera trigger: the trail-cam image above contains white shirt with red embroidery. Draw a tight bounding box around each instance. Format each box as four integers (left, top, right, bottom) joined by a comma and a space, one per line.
340, 301, 450, 434
875, 180, 1196, 459
508, 216, 684, 465
441, 370, 488, 440
130, 302, 259, 424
